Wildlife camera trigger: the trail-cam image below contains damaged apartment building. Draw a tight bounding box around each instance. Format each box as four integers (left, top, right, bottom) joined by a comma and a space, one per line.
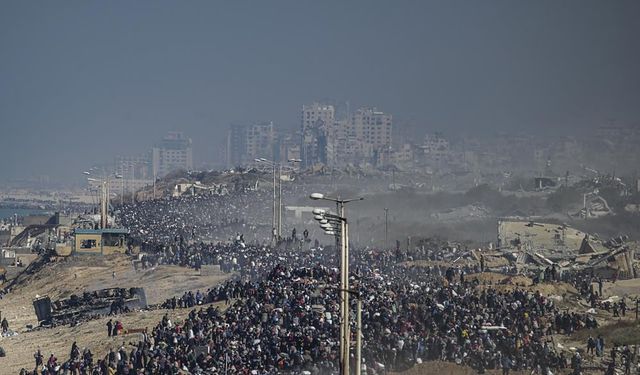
497, 219, 637, 279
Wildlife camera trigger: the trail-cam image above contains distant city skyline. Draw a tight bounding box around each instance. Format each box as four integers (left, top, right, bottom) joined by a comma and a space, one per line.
1, 1, 639, 183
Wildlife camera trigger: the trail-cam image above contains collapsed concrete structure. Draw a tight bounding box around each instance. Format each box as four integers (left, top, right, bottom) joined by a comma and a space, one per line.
33, 287, 147, 326
497, 219, 637, 279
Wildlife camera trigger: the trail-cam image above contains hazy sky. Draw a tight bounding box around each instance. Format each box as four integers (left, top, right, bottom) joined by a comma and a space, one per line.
1, 1, 639, 182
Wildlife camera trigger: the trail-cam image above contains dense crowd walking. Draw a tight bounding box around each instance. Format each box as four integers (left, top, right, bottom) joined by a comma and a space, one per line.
17, 192, 635, 374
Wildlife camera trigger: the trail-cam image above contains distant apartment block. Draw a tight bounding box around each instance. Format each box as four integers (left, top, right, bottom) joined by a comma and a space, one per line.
226, 122, 277, 168
113, 154, 153, 196
301, 103, 335, 168
114, 155, 152, 179
299, 102, 393, 168
152, 132, 193, 177
350, 107, 392, 151
226, 124, 247, 168
419, 133, 450, 165
246, 122, 276, 162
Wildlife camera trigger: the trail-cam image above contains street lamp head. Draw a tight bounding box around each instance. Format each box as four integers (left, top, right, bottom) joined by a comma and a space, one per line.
87, 178, 99, 182
324, 231, 335, 236
254, 158, 262, 163
313, 215, 325, 221
319, 219, 329, 225
259, 158, 268, 162
288, 158, 302, 163
310, 193, 324, 200
312, 208, 326, 215
114, 174, 123, 179
82, 171, 91, 175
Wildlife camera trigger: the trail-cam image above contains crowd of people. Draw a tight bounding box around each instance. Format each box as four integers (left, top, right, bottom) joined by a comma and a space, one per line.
23, 238, 620, 375
16, 188, 635, 374
118, 189, 281, 247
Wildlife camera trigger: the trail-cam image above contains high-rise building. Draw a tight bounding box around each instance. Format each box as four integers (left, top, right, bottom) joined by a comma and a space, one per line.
152, 132, 193, 177
350, 107, 392, 150
246, 122, 277, 162
226, 124, 247, 168
301, 103, 335, 168
113, 154, 153, 196
226, 122, 278, 168
299, 103, 393, 168
114, 155, 152, 179
279, 133, 301, 163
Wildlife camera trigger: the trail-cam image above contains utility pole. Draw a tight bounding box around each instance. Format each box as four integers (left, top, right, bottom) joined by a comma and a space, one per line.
356, 297, 362, 375
309, 193, 362, 375
101, 179, 108, 229
384, 208, 389, 247
278, 164, 282, 241
131, 164, 136, 204
272, 164, 277, 245
339, 201, 351, 375
392, 168, 396, 190
120, 173, 125, 206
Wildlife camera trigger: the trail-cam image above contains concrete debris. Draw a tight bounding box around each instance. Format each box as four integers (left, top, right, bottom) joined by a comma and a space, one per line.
33, 287, 147, 327
497, 219, 638, 280
0, 329, 18, 338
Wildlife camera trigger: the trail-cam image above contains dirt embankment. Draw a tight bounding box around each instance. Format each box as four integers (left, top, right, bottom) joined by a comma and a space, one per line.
0, 254, 231, 373
391, 360, 533, 375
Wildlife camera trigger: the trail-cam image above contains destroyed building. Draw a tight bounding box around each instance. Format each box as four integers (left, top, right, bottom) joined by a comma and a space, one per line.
497, 219, 637, 279
33, 287, 147, 326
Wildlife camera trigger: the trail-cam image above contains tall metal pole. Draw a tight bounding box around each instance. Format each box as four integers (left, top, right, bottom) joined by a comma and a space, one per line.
151, 163, 157, 200
343, 216, 350, 375
338, 201, 345, 369
310, 193, 362, 375
121, 176, 124, 206
131, 165, 136, 204
107, 177, 110, 227
102, 179, 108, 229
102, 179, 105, 229
356, 297, 362, 375
272, 164, 276, 245
100, 181, 103, 228
278, 164, 282, 240
384, 208, 389, 247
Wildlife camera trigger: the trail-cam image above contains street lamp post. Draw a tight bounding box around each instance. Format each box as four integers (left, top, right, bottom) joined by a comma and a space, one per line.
85, 171, 121, 229
256, 158, 300, 244
356, 297, 362, 375
272, 162, 276, 242
310, 194, 363, 375
384, 208, 389, 247
320, 286, 363, 375
131, 164, 136, 204
152, 169, 157, 200
278, 164, 282, 240
121, 172, 125, 206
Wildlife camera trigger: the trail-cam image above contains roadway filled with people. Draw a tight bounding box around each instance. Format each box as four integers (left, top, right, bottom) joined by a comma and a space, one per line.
17, 191, 628, 374
23, 239, 611, 374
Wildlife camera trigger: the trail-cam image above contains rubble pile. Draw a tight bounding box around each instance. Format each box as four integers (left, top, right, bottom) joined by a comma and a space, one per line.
498, 220, 638, 280
32, 287, 147, 327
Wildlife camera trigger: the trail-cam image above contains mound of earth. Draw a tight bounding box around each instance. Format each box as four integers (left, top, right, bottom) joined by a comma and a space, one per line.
467, 272, 578, 296
0, 253, 231, 373
468, 272, 532, 286
391, 360, 529, 375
